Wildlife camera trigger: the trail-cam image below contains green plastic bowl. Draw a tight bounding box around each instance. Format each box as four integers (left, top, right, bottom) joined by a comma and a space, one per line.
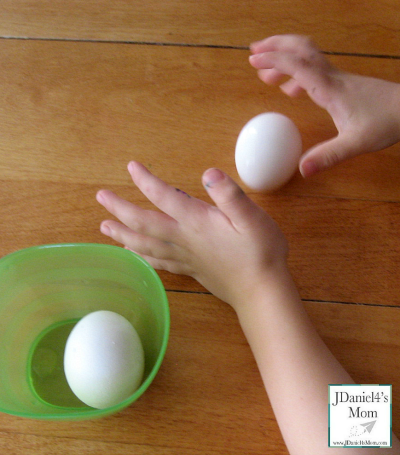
0, 243, 170, 420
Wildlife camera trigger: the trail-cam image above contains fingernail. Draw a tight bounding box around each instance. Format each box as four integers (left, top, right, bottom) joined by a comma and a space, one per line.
300, 160, 319, 178
127, 161, 136, 173
96, 191, 105, 204
249, 41, 261, 52
100, 223, 111, 236
203, 168, 225, 189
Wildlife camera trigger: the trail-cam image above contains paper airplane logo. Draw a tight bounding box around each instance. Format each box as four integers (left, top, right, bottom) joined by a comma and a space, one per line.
349, 420, 377, 438
329, 385, 391, 447
360, 420, 377, 434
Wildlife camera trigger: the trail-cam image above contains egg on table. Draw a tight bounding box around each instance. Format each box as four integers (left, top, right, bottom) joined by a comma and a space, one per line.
235, 112, 302, 192
64, 310, 145, 409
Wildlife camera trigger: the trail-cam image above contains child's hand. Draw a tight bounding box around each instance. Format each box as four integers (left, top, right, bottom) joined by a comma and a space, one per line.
249, 34, 400, 177
96, 162, 288, 311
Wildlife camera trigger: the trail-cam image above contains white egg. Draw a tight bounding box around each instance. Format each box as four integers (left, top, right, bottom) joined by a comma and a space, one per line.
235, 112, 302, 192
64, 310, 145, 409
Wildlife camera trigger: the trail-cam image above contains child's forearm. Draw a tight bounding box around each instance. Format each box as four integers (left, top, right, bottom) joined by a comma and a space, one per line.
97, 162, 400, 453
235, 266, 400, 454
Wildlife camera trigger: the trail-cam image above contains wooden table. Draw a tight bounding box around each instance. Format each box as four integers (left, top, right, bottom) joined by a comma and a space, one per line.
1, 2, 400, 453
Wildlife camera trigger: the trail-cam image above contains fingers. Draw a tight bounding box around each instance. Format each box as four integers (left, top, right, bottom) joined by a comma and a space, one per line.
96, 189, 178, 242
249, 34, 336, 106
256, 68, 305, 97
128, 161, 206, 221
97, 162, 210, 272
250, 34, 320, 59
299, 133, 358, 177
278, 78, 305, 97
99, 219, 176, 260
124, 247, 192, 276
255, 67, 286, 85
250, 50, 330, 93
202, 168, 262, 231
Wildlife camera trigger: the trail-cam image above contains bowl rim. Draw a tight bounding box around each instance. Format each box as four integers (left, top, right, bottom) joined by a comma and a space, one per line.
0, 243, 170, 420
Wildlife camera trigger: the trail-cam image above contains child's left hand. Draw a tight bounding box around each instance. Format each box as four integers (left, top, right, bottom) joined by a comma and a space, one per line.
249, 34, 400, 177
96, 161, 288, 311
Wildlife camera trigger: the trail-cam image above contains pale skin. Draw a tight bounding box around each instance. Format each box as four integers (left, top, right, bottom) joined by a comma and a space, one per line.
249, 34, 400, 177
97, 163, 400, 455
96, 35, 400, 454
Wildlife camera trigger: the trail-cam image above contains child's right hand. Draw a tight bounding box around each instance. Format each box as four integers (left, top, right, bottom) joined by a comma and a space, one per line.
96, 162, 289, 312
249, 34, 400, 177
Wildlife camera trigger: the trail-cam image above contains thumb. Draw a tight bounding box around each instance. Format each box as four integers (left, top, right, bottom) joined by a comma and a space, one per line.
299, 133, 358, 177
202, 168, 259, 229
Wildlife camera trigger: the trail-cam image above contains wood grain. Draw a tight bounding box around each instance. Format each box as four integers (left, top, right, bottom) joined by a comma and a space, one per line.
0, 293, 399, 454
0, 40, 400, 203
0, 41, 400, 305
1, 179, 400, 306
0, 3, 399, 453
0, 1, 399, 55
0, 293, 286, 455
306, 300, 400, 436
